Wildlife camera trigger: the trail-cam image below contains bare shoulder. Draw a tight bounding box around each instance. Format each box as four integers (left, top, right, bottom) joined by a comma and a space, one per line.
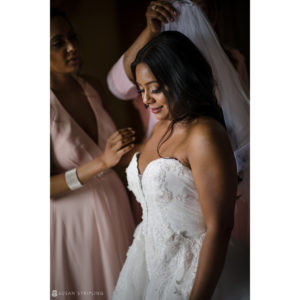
187, 118, 235, 166
186, 118, 237, 199
189, 118, 229, 146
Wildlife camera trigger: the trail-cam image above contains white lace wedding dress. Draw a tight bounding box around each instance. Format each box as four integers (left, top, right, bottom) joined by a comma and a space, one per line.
112, 153, 249, 300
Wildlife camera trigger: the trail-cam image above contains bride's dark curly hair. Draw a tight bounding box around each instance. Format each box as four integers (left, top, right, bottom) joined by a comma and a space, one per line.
131, 31, 226, 156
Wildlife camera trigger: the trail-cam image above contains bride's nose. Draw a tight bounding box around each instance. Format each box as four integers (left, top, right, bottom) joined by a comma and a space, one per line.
142, 90, 155, 105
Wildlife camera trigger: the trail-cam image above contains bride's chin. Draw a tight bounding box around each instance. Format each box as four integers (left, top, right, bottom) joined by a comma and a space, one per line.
155, 116, 167, 121
154, 113, 171, 121
154, 115, 163, 121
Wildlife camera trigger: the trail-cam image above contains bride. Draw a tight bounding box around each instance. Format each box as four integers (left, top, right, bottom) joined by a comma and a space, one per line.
107, 0, 250, 246
112, 31, 249, 300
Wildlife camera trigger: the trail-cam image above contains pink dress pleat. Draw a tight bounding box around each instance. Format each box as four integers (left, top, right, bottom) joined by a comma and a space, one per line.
50, 76, 135, 300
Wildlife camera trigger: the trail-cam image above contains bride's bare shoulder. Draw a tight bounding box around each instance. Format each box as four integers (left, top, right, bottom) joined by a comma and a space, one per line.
186, 118, 233, 159
189, 117, 227, 139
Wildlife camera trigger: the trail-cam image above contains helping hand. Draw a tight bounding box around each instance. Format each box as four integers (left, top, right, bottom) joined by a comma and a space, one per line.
146, 1, 178, 35
101, 128, 135, 169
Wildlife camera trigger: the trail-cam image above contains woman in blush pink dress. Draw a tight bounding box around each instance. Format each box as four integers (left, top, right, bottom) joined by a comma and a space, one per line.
50, 8, 135, 300
107, 0, 250, 247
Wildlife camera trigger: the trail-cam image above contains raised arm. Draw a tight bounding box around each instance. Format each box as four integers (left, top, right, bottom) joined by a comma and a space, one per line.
188, 121, 237, 300
51, 128, 135, 198
107, 1, 177, 98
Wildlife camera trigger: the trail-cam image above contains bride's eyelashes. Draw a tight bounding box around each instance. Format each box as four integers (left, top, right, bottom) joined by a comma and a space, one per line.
137, 87, 162, 95
151, 87, 162, 94
137, 88, 144, 95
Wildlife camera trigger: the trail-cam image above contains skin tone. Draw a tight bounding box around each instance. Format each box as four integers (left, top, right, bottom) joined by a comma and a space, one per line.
50, 16, 135, 198
136, 63, 171, 121
133, 62, 237, 300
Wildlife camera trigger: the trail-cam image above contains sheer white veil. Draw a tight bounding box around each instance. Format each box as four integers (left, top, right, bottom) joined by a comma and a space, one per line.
162, 0, 250, 174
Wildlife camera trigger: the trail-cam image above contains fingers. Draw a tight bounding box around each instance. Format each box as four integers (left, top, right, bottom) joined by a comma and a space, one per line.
153, 1, 176, 22
112, 135, 136, 152
150, 0, 177, 14
111, 127, 134, 136
147, 7, 168, 24
108, 130, 121, 142
110, 127, 134, 138
111, 130, 135, 145
109, 128, 136, 151
147, 1, 177, 23
117, 143, 135, 157
109, 128, 135, 143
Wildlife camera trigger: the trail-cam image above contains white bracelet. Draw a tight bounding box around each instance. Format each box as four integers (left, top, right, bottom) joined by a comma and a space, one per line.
65, 168, 83, 190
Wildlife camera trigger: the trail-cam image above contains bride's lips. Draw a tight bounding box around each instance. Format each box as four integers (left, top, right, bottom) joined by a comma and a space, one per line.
150, 106, 163, 114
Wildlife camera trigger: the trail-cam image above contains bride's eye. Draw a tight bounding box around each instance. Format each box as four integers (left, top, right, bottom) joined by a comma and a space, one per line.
151, 87, 161, 94
137, 88, 144, 94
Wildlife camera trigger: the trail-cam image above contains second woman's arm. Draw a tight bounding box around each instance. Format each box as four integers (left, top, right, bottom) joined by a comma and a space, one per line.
123, 1, 178, 81
51, 128, 135, 199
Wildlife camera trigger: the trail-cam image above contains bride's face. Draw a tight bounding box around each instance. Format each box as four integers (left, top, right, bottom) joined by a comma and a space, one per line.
135, 63, 171, 121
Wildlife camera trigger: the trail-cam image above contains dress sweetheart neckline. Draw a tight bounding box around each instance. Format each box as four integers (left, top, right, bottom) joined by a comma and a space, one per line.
134, 152, 192, 179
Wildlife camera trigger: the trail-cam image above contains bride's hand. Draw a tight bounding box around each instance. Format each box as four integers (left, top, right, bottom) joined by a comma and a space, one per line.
145, 1, 178, 35
101, 128, 135, 169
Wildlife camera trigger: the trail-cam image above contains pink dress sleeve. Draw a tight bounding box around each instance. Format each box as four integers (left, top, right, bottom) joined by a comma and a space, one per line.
107, 54, 139, 100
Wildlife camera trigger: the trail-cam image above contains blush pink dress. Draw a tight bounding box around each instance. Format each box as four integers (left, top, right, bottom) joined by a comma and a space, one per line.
50, 76, 135, 300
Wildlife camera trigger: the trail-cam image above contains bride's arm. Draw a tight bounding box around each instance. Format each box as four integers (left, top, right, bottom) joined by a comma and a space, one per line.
123, 1, 177, 82
187, 121, 237, 300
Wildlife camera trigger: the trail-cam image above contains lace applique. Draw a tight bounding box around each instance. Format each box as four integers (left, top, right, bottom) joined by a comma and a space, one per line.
154, 163, 174, 203
114, 153, 206, 300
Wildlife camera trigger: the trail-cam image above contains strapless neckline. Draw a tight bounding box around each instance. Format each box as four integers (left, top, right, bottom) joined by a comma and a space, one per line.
134, 152, 192, 179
